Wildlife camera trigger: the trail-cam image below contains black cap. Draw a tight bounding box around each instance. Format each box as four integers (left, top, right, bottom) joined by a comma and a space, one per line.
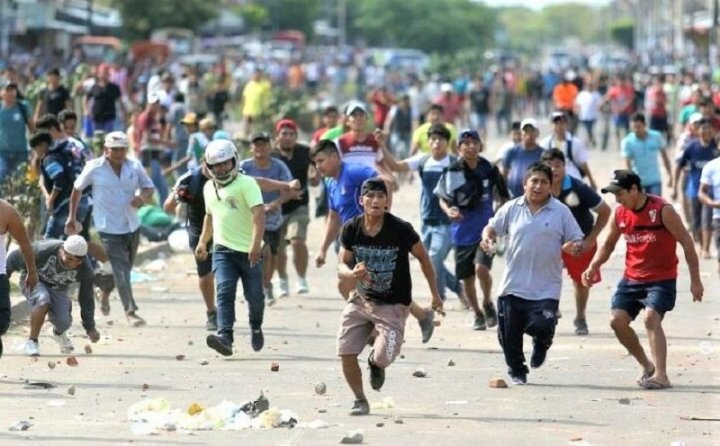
249, 132, 271, 143
360, 177, 388, 196
601, 170, 642, 193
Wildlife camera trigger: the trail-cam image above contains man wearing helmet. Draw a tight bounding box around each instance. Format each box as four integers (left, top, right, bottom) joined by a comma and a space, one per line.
195, 139, 266, 356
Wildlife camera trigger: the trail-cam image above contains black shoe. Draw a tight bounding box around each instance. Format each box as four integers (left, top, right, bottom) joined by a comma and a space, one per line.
367, 350, 385, 391
205, 311, 218, 331
206, 334, 233, 356
484, 303, 498, 328
418, 309, 434, 343
530, 341, 548, 369
251, 329, 264, 352
348, 399, 370, 416
473, 312, 486, 331
508, 370, 527, 385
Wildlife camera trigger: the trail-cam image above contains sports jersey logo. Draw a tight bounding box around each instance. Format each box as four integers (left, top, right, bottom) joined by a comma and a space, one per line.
649, 209, 657, 222
618, 220, 626, 229
226, 197, 238, 210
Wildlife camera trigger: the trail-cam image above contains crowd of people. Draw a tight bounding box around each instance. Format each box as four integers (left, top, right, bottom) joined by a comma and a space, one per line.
0, 54, 715, 415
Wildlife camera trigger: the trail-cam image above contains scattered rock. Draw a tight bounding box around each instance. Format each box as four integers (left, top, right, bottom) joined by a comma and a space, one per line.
314, 382, 327, 395
142, 383, 150, 391
489, 378, 508, 388
339, 430, 364, 444
8, 420, 32, 431
84, 345, 93, 354
393, 416, 404, 424
618, 398, 631, 405
187, 340, 194, 346
198, 359, 209, 366
24, 381, 56, 390
376, 422, 384, 428
175, 355, 185, 361
270, 362, 280, 372
67, 385, 76, 396
447, 359, 455, 367
318, 409, 327, 413
66, 356, 79, 367
47, 361, 56, 370
107, 321, 114, 326
412, 368, 427, 378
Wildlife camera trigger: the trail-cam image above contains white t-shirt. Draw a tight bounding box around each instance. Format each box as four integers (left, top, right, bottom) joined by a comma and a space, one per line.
575, 90, 602, 121
700, 157, 720, 218
539, 132, 589, 179
405, 153, 453, 172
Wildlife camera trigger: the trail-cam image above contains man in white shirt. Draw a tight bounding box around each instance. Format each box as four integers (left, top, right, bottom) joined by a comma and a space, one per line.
539, 111, 597, 189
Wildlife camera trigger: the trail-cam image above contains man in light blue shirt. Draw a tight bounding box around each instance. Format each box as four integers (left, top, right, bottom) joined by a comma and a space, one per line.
621, 113, 672, 196
66, 131, 154, 327
0, 82, 33, 182
481, 162, 584, 385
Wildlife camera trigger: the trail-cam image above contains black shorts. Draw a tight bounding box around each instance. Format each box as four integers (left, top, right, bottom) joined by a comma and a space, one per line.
691, 197, 713, 232
455, 244, 493, 280
188, 232, 213, 277
649, 116, 669, 132
263, 230, 281, 255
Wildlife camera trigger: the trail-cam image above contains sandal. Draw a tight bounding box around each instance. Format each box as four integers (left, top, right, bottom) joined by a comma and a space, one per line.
640, 378, 672, 390
126, 313, 146, 327
636, 365, 656, 386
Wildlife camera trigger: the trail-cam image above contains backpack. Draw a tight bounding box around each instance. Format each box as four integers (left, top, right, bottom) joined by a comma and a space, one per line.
546, 137, 585, 177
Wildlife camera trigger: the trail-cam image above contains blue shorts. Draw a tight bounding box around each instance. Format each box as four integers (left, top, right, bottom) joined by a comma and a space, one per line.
611, 277, 676, 319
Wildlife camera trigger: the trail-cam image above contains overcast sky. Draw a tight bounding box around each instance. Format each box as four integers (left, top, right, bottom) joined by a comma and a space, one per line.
483, 0, 611, 9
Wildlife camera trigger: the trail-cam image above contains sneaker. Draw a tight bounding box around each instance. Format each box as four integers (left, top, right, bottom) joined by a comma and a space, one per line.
296, 277, 309, 294
205, 311, 218, 331
52, 330, 74, 354
206, 334, 233, 356
418, 308, 434, 343
277, 277, 289, 298
473, 312, 487, 331
85, 327, 100, 343
530, 341, 548, 369
251, 329, 264, 352
126, 313, 146, 327
484, 303, 498, 328
265, 288, 276, 307
508, 370, 527, 385
367, 350, 385, 391
25, 339, 40, 356
573, 318, 589, 336
348, 399, 370, 416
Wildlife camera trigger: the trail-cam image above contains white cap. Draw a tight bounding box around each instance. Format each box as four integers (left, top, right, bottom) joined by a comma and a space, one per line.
689, 112, 704, 124
104, 131, 129, 148
520, 118, 539, 130
147, 93, 161, 104
63, 235, 88, 257
344, 100, 368, 116
441, 83, 453, 92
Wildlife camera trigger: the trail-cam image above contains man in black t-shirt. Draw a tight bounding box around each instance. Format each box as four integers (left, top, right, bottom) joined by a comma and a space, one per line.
84, 64, 125, 134
337, 178, 442, 416
33, 68, 71, 124
272, 119, 320, 297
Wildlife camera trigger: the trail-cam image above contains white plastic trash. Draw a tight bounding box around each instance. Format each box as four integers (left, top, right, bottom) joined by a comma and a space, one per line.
168, 229, 191, 253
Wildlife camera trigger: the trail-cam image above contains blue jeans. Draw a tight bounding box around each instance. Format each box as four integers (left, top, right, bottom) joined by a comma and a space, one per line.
44, 195, 91, 240
213, 245, 264, 340
421, 222, 460, 300
98, 231, 140, 313
644, 183, 662, 196
0, 151, 27, 183
148, 159, 169, 205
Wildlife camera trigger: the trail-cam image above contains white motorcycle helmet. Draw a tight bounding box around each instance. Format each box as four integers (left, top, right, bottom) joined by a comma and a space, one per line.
204, 139, 239, 186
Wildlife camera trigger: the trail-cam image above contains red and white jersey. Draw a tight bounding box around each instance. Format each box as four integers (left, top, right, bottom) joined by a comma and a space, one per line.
335, 132, 383, 169
616, 195, 678, 282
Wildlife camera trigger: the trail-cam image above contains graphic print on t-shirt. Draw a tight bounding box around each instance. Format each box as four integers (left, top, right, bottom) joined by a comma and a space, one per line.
354, 245, 398, 293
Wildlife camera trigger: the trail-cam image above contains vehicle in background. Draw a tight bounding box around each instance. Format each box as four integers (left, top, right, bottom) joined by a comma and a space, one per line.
150, 28, 195, 56
74, 36, 123, 63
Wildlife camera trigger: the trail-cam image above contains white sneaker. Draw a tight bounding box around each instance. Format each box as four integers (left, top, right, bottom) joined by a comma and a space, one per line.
296, 277, 309, 294
52, 331, 74, 354
25, 339, 40, 356
278, 278, 289, 298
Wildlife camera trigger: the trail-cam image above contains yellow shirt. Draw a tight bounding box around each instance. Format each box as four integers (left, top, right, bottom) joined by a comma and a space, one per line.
242, 80, 267, 118
412, 122, 457, 154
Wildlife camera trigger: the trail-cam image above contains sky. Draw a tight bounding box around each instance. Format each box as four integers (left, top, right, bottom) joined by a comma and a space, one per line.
483, 0, 611, 9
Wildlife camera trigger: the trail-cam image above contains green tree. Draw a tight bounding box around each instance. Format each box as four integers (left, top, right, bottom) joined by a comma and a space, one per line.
256, 0, 319, 38
240, 4, 270, 33
109, 0, 221, 40
350, 0, 496, 53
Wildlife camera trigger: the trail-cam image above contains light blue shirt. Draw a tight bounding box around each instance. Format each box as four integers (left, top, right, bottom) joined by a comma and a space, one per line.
489, 196, 583, 301
0, 102, 30, 153
621, 130, 666, 187
240, 157, 293, 231
700, 157, 720, 219
74, 157, 154, 234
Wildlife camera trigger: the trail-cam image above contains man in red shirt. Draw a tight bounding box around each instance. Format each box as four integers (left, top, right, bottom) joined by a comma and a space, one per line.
644, 75, 669, 137
605, 75, 636, 144
367, 86, 393, 130
583, 170, 703, 390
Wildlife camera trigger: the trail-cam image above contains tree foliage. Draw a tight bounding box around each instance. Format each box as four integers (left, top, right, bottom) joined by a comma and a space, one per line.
109, 0, 221, 40
349, 0, 496, 53
257, 0, 320, 37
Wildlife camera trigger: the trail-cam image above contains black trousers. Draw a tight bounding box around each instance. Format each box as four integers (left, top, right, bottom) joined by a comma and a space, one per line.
497, 294, 558, 374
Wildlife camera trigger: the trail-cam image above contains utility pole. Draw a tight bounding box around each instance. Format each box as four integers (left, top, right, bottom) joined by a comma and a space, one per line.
337, 0, 346, 48
87, 0, 94, 36
712, 0, 719, 75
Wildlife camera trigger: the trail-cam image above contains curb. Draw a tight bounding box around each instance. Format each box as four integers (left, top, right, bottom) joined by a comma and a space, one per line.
8, 241, 171, 324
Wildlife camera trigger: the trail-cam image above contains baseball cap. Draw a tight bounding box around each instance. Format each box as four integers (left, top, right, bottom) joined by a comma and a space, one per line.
275, 118, 298, 134
458, 128, 481, 142
551, 111, 566, 122
213, 130, 231, 141
520, 118, 539, 130
345, 100, 368, 116
199, 117, 216, 130
600, 170, 642, 194
688, 112, 705, 125
360, 177, 388, 196
147, 93, 161, 104
63, 235, 88, 257
249, 131, 271, 143
441, 83, 453, 92
180, 112, 198, 125
104, 131, 129, 148
1, 80, 17, 90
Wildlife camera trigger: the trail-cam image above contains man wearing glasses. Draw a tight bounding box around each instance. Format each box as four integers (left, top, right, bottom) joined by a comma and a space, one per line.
7, 235, 94, 356
66, 131, 155, 327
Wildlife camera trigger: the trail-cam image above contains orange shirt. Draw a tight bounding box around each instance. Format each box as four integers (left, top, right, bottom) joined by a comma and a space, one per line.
553, 83, 578, 110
